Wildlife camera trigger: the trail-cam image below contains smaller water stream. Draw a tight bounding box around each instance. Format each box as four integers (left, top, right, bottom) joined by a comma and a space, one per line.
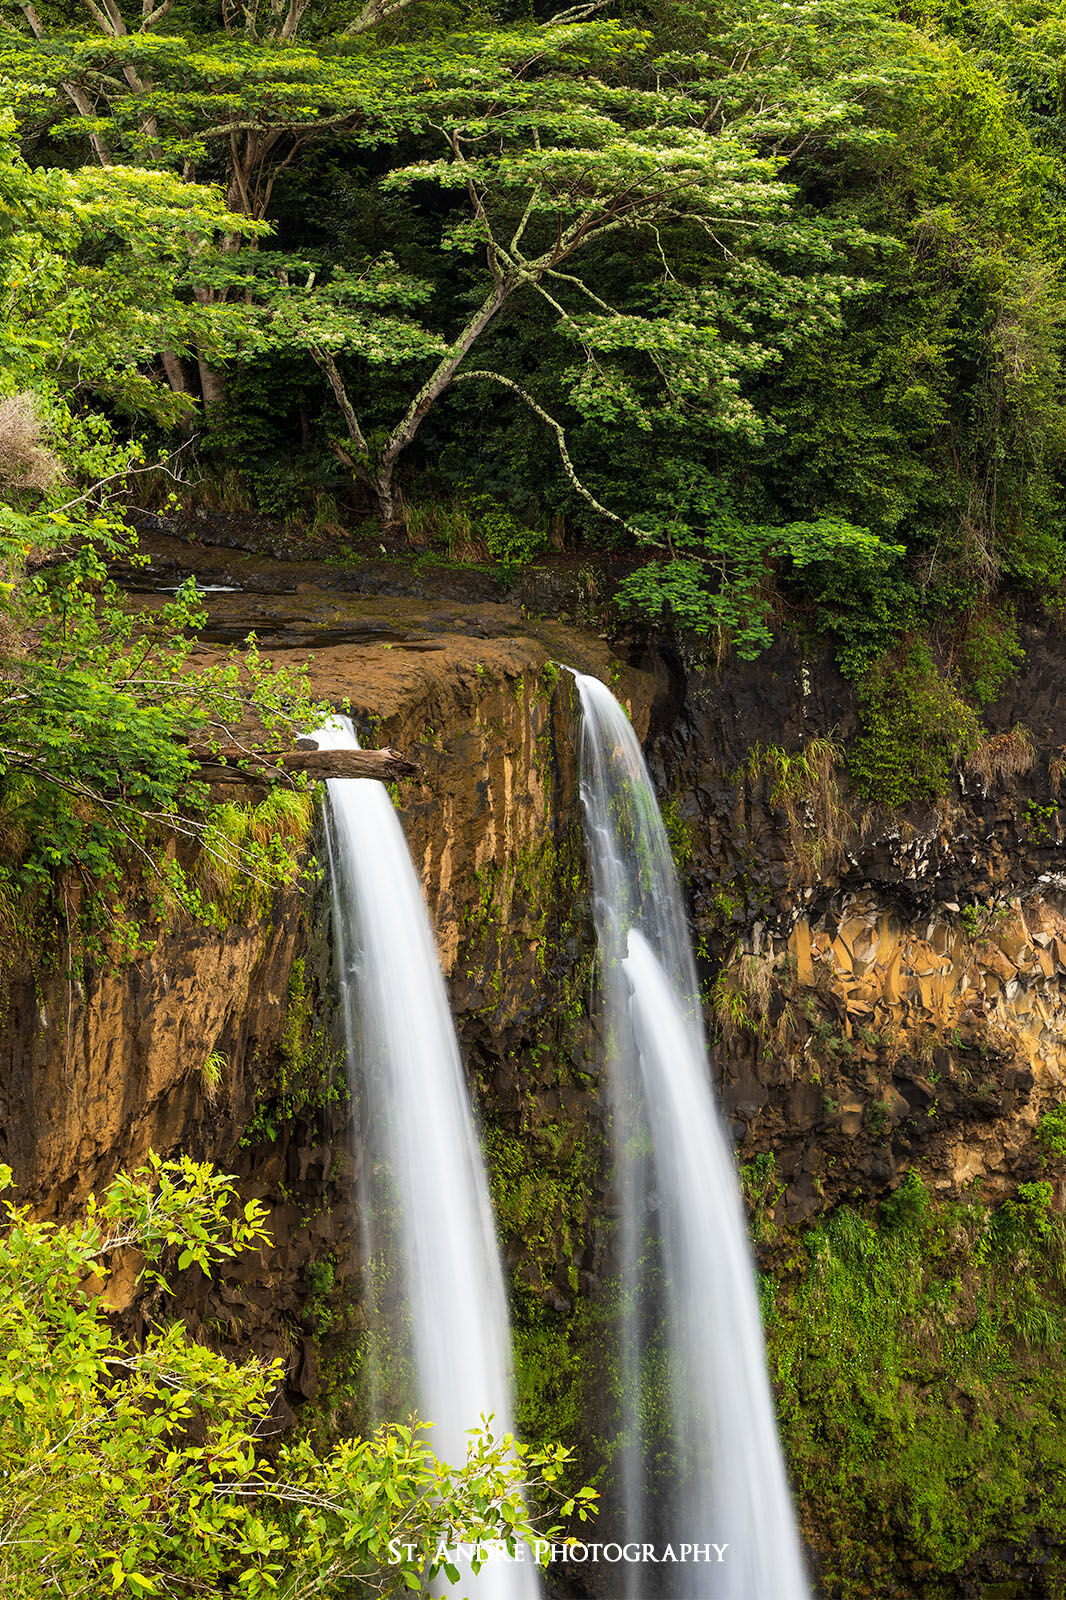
315, 715, 539, 1600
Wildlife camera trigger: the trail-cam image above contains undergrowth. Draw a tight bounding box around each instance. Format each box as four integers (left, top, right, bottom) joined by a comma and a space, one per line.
770, 1173, 1066, 1597
402, 495, 548, 568
196, 789, 314, 922
849, 641, 983, 807
739, 736, 851, 874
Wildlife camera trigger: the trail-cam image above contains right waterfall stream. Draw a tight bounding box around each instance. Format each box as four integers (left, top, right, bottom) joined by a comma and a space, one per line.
574, 671, 810, 1600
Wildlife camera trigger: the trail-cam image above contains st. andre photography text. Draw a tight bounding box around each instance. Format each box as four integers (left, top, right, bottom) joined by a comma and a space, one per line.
387, 1538, 732, 1568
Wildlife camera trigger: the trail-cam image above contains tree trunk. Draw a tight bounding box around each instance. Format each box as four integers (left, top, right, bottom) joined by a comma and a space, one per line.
197, 358, 227, 413
192, 283, 232, 412
369, 274, 517, 527
21, 2, 113, 165
188, 745, 419, 784
375, 463, 397, 526
161, 351, 191, 396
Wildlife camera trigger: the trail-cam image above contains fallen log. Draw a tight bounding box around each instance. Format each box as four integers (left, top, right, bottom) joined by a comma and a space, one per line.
188, 746, 419, 784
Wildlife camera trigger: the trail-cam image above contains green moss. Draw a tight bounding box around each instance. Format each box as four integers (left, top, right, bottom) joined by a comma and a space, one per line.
849, 641, 983, 807
770, 1174, 1066, 1597
513, 1297, 613, 1462
462, 798, 615, 1475
486, 1124, 596, 1307
241, 956, 347, 1145
659, 794, 694, 875
306, 1244, 418, 1449
306, 1255, 337, 1336
740, 1151, 785, 1247
457, 818, 592, 1033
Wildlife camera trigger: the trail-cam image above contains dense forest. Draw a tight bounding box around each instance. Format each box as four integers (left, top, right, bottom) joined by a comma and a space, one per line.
7, 0, 1066, 1594
8, 0, 1066, 846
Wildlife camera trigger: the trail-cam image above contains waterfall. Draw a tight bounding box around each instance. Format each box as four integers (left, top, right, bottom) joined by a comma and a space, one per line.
314, 716, 539, 1600
574, 673, 809, 1600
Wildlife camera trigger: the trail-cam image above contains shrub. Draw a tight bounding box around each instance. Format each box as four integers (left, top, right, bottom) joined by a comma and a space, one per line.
0, 392, 62, 491
0, 1155, 596, 1597
849, 640, 983, 806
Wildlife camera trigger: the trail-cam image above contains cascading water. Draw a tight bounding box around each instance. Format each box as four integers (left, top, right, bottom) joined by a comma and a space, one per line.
574, 672, 809, 1600
314, 716, 539, 1600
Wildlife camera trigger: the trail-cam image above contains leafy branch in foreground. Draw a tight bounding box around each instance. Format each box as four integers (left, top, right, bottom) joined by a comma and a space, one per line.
0, 512, 330, 942
0, 1154, 597, 1598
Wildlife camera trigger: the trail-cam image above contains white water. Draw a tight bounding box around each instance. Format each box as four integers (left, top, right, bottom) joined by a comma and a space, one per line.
315, 715, 539, 1600
574, 673, 809, 1600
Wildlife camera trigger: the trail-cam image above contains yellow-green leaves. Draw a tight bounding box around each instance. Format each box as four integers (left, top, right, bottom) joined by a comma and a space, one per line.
0, 1156, 597, 1598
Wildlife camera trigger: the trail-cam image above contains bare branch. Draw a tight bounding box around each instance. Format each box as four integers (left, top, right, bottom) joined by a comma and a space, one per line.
543, 0, 614, 24
541, 264, 619, 314
453, 370, 642, 535
188, 746, 419, 783
309, 348, 369, 455
344, 0, 417, 35
50, 436, 201, 516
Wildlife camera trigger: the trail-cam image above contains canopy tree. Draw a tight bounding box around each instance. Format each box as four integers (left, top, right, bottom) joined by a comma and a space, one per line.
221, 13, 888, 525
8, 0, 1066, 683
5, 0, 891, 512
2, 2, 606, 400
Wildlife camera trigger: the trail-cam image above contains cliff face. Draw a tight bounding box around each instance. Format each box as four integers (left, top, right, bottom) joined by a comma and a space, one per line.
0, 908, 303, 1211
8, 538, 1066, 1595
0, 548, 659, 1428
15, 600, 1065, 1267
644, 623, 1066, 1222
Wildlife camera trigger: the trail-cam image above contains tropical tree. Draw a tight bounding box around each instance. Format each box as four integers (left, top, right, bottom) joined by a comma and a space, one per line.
2, 1, 599, 400
225, 10, 884, 525
0, 96, 258, 421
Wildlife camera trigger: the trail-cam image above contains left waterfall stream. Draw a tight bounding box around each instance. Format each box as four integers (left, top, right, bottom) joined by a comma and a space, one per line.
314, 716, 540, 1600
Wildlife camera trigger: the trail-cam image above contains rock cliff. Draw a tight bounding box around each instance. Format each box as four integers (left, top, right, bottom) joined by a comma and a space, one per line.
6, 535, 1066, 1595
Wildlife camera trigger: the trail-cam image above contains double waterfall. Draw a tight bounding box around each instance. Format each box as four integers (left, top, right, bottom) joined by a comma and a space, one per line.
316, 678, 808, 1599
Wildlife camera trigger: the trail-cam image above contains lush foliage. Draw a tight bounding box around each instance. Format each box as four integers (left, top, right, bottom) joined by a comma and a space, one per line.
0, 1154, 594, 1597
1, 527, 323, 928
7, 0, 1066, 801
847, 640, 984, 806
769, 1173, 1066, 1598
0, 109, 332, 943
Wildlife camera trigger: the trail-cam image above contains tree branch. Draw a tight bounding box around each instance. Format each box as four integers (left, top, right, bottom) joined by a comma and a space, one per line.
21, 2, 113, 165
51, 436, 200, 515
188, 746, 419, 783
452, 370, 642, 535
344, 0, 417, 35
309, 348, 369, 455
543, 0, 614, 22
373, 274, 516, 496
